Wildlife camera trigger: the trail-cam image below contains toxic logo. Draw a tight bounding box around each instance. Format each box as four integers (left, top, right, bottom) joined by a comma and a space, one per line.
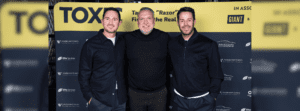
9, 11, 48, 34
59, 7, 122, 23
0, 2, 48, 49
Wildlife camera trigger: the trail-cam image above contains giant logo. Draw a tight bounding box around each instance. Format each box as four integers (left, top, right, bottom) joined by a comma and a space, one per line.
227, 15, 244, 24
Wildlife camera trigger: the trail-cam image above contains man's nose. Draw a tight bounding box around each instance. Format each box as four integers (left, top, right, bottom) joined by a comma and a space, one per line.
109, 19, 113, 24
144, 19, 149, 24
184, 21, 188, 25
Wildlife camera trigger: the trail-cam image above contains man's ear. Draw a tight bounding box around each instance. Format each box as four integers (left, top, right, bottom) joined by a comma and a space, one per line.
118, 20, 122, 27
153, 17, 155, 26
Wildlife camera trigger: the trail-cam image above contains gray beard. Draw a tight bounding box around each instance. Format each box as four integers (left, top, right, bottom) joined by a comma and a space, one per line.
140, 29, 153, 35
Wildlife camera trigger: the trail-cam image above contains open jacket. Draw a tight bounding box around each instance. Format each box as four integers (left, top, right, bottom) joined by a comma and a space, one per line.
78, 29, 127, 107
168, 28, 224, 99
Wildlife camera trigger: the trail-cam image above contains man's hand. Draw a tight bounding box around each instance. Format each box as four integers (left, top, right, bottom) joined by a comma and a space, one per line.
89, 97, 92, 104
214, 98, 216, 101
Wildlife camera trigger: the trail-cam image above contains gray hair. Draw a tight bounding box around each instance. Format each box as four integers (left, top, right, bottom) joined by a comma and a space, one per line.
138, 7, 154, 18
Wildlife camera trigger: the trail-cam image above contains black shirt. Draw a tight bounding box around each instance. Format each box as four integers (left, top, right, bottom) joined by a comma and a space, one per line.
168, 28, 224, 98
78, 29, 127, 107
124, 28, 170, 93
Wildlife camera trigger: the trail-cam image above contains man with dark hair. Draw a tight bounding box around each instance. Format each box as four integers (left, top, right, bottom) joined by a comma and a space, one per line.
78, 8, 127, 111
168, 7, 224, 111
124, 7, 170, 111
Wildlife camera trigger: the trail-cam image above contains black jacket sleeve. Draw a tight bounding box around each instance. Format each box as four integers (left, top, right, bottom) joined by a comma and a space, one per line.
78, 43, 93, 102
208, 41, 224, 99
166, 34, 173, 77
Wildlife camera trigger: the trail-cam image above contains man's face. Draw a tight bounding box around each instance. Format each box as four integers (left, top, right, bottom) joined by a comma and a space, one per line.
177, 12, 196, 36
102, 10, 122, 33
137, 10, 155, 35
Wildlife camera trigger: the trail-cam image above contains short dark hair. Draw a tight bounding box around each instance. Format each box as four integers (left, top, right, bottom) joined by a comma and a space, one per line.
177, 7, 195, 21
103, 7, 121, 21
138, 7, 154, 18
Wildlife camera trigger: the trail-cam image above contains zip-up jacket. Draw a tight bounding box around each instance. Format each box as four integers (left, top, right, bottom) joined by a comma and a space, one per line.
168, 28, 224, 98
78, 29, 127, 107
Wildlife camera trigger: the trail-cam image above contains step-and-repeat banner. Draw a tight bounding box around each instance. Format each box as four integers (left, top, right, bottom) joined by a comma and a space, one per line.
0, 2, 49, 111
54, 2, 251, 111
251, 1, 300, 111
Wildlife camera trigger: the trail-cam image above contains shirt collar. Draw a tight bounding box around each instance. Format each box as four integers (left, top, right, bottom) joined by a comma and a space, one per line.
97, 29, 119, 43
178, 28, 199, 46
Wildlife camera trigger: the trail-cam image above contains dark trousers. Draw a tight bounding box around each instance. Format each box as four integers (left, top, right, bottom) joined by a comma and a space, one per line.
128, 87, 167, 111
88, 90, 126, 111
170, 93, 216, 111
